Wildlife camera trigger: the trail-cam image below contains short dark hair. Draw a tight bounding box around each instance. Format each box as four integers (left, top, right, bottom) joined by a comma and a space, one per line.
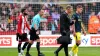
21, 8, 26, 13
66, 5, 72, 10
76, 5, 83, 9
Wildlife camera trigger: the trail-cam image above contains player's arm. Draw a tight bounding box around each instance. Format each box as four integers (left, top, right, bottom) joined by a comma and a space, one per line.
33, 19, 38, 30
32, 17, 39, 34
34, 21, 40, 34
71, 14, 76, 36
25, 15, 30, 30
71, 21, 76, 37
16, 15, 22, 41
26, 22, 30, 30
70, 19, 74, 25
81, 22, 86, 36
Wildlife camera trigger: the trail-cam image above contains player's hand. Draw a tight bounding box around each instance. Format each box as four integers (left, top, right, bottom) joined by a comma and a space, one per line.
36, 30, 39, 35
29, 30, 31, 35
18, 39, 21, 41
73, 32, 76, 37
16, 37, 18, 41
16, 33, 19, 41
83, 31, 86, 36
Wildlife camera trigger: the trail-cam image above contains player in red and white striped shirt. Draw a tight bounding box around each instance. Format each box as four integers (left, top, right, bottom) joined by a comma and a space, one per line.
16, 8, 30, 56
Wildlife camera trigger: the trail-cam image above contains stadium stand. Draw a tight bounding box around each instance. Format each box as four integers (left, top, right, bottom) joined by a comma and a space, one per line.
0, 0, 100, 34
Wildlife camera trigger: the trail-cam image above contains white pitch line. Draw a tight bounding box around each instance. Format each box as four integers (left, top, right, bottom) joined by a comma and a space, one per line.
2, 51, 64, 53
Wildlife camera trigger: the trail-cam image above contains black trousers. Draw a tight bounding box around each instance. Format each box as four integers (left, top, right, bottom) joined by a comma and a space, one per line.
55, 30, 70, 56
55, 43, 68, 56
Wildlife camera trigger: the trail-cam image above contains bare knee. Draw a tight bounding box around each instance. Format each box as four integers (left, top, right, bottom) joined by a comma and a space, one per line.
76, 40, 81, 46
29, 40, 34, 44
36, 39, 40, 42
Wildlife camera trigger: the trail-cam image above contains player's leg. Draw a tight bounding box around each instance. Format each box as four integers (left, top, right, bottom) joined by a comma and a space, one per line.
22, 42, 28, 51
73, 32, 81, 56
69, 35, 76, 56
54, 44, 64, 56
18, 42, 22, 56
73, 46, 78, 56
70, 32, 81, 56
63, 44, 68, 56
36, 39, 41, 54
21, 33, 29, 55
26, 40, 33, 56
36, 38, 44, 56
26, 29, 35, 56
21, 42, 29, 55
17, 33, 22, 56
69, 32, 81, 56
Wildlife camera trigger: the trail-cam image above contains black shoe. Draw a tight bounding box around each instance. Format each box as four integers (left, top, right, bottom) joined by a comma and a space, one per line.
38, 53, 45, 56
26, 53, 31, 56
54, 51, 58, 56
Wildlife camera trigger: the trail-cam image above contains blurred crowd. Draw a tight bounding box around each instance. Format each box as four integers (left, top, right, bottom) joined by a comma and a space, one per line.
0, 2, 100, 34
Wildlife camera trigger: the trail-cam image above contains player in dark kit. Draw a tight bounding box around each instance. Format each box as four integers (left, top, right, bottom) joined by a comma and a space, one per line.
69, 5, 86, 56
25, 9, 44, 56
16, 8, 30, 56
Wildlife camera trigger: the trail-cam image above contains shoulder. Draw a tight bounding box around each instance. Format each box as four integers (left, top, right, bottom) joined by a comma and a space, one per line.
61, 12, 66, 15
34, 14, 41, 19
60, 12, 67, 17
18, 15, 22, 20
72, 13, 77, 20
32, 14, 38, 20
73, 13, 77, 17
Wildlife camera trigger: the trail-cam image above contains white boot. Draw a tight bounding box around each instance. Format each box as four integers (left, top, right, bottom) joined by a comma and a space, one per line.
18, 53, 22, 56
21, 50, 25, 56
69, 51, 73, 56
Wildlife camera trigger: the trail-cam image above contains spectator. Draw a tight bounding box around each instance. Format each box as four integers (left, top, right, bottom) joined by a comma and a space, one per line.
0, 26, 3, 32
59, 6, 64, 14
51, 20, 56, 34
10, 23, 14, 31
91, 2, 99, 14
0, 4, 2, 16
55, 4, 61, 13
88, 11, 99, 33
40, 12, 48, 30
2, 5, 7, 16
42, 4, 50, 16
51, 10, 60, 27
27, 6, 34, 24
0, 16, 8, 31
89, 10, 95, 19
10, 13, 17, 30
97, 28, 100, 34
97, 11, 100, 21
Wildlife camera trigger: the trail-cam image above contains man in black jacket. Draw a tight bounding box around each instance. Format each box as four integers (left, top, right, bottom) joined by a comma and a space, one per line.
54, 5, 74, 56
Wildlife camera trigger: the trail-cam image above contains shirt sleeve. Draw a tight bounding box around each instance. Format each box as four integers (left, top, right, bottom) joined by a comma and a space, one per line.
72, 14, 76, 20
26, 22, 30, 30
33, 17, 38, 25
32, 17, 38, 29
70, 19, 74, 25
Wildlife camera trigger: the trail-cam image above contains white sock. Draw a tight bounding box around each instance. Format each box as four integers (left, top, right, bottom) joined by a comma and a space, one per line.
74, 54, 77, 56
69, 51, 73, 56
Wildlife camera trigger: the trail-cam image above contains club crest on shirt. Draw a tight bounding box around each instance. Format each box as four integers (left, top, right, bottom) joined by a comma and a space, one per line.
78, 19, 82, 21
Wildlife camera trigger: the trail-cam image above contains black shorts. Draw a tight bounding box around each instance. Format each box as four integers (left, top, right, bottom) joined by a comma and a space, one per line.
30, 27, 39, 40
16, 33, 28, 42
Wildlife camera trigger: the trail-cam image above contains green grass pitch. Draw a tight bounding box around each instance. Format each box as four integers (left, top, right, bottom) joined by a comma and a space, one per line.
0, 47, 100, 56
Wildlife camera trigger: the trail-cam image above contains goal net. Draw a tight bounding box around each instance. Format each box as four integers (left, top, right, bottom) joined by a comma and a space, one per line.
0, 0, 100, 35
